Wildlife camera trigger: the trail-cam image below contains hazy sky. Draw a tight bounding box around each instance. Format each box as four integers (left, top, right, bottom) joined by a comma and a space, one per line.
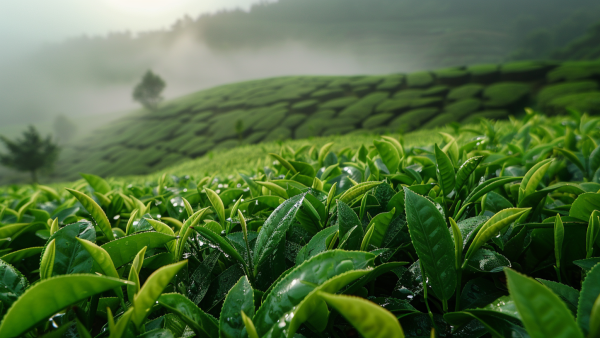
0, 0, 270, 46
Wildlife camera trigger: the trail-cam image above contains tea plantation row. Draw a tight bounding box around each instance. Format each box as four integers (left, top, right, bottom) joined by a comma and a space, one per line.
51, 59, 600, 181
0, 110, 599, 337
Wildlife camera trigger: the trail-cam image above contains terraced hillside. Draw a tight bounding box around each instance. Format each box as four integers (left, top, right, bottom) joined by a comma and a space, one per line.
49, 59, 600, 182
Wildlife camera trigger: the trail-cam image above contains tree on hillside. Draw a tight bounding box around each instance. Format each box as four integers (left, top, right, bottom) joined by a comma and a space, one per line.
53, 114, 77, 144
133, 70, 166, 111
0, 126, 60, 183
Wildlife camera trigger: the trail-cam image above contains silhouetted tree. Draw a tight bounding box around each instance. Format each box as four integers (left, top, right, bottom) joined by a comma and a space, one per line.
0, 126, 60, 183
133, 70, 166, 111
53, 114, 77, 144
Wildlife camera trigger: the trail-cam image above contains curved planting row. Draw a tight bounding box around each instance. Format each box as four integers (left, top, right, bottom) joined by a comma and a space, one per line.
53, 60, 600, 180
1, 111, 600, 337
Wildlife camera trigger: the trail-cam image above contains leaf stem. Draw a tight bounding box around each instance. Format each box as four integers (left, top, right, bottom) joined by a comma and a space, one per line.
454, 268, 462, 311
87, 294, 100, 330
420, 260, 439, 332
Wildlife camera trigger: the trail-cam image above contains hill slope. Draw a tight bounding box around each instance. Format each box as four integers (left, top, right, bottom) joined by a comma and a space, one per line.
5, 0, 600, 132
36, 59, 600, 184
553, 22, 600, 60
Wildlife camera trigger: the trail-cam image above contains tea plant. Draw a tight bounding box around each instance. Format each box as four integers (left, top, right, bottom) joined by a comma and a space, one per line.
47, 59, 600, 183
0, 110, 600, 337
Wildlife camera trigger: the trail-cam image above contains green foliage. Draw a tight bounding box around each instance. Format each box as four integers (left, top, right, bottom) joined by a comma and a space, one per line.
483, 82, 532, 107
1, 111, 600, 338
133, 70, 166, 111
0, 126, 60, 183
538, 81, 599, 107
546, 61, 600, 82
547, 92, 600, 115
406, 72, 434, 88
34, 59, 600, 183
447, 84, 484, 101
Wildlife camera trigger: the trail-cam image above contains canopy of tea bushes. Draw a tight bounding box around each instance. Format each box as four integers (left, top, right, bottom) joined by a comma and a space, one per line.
1, 110, 600, 337
47, 60, 600, 184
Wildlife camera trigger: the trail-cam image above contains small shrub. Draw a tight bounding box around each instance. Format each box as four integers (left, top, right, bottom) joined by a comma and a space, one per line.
376, 98, 413, 113
537, 81, 599, 107
362, 113, 394, 129
547, 91, 600, 115
322, 125, 356, 136
462, 109, 509, 123
281, 114, 307, 128
406, 71, 434, 88
483, 82, 532, 108
338, 92, 389, 119
447, 84, 484, 100
389, 107, 440, 131
320, 96, 359, 109
291, 99, 319, 111
263, 126, 292, 142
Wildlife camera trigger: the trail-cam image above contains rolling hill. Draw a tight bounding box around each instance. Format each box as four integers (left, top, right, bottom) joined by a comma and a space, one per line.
23, 58, 597, 185
5, 0, 600, 134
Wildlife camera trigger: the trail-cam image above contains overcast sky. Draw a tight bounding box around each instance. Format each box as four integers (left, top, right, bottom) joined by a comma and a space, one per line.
0, 0, 270, 47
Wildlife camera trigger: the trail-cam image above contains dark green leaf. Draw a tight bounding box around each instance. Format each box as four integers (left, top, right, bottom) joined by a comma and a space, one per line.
505, 268, 583, 338
404, 188, 456, 301
0, 260, 27, 311
463, 177, 522, 206
337, 200, 364, 250
364, 209, 395, 248
295, 225, 338, 265
374, 140, 400, 174
199, 265, 245, 312
219, 276, 254, 338
434, 144, 455, 197
194, 226, 246, 268
577, 263, 600, 335
254, 250, 375, 336
570, 193, 600, 222
537, 279, 579, 316
317, 291, 405, 338
80, 173, 111, 194
102, 232, 177, 268
0, 275, 130, 338
159, 293, 218, 338
67, 189, 115, 241
574, 257, 600, 272
455, 156, 483, 193
253, 193, 305, 272
459, 278, 506, 310
466, 249, 511, 273
41, 220, 95, 276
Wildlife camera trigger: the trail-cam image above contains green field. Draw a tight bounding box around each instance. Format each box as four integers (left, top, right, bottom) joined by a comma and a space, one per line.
3, 1, 600, 337
1, 110, 599, 337
31, 59, 598, 185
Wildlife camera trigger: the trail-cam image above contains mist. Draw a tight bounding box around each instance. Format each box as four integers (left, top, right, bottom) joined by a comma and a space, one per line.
0, 0, 599, 140
0, 39, 390, 136
0, 32, 440, 137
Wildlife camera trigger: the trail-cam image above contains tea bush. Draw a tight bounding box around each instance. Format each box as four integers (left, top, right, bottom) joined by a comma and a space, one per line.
36, 60, 600, 184
0, 110, 599, 337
